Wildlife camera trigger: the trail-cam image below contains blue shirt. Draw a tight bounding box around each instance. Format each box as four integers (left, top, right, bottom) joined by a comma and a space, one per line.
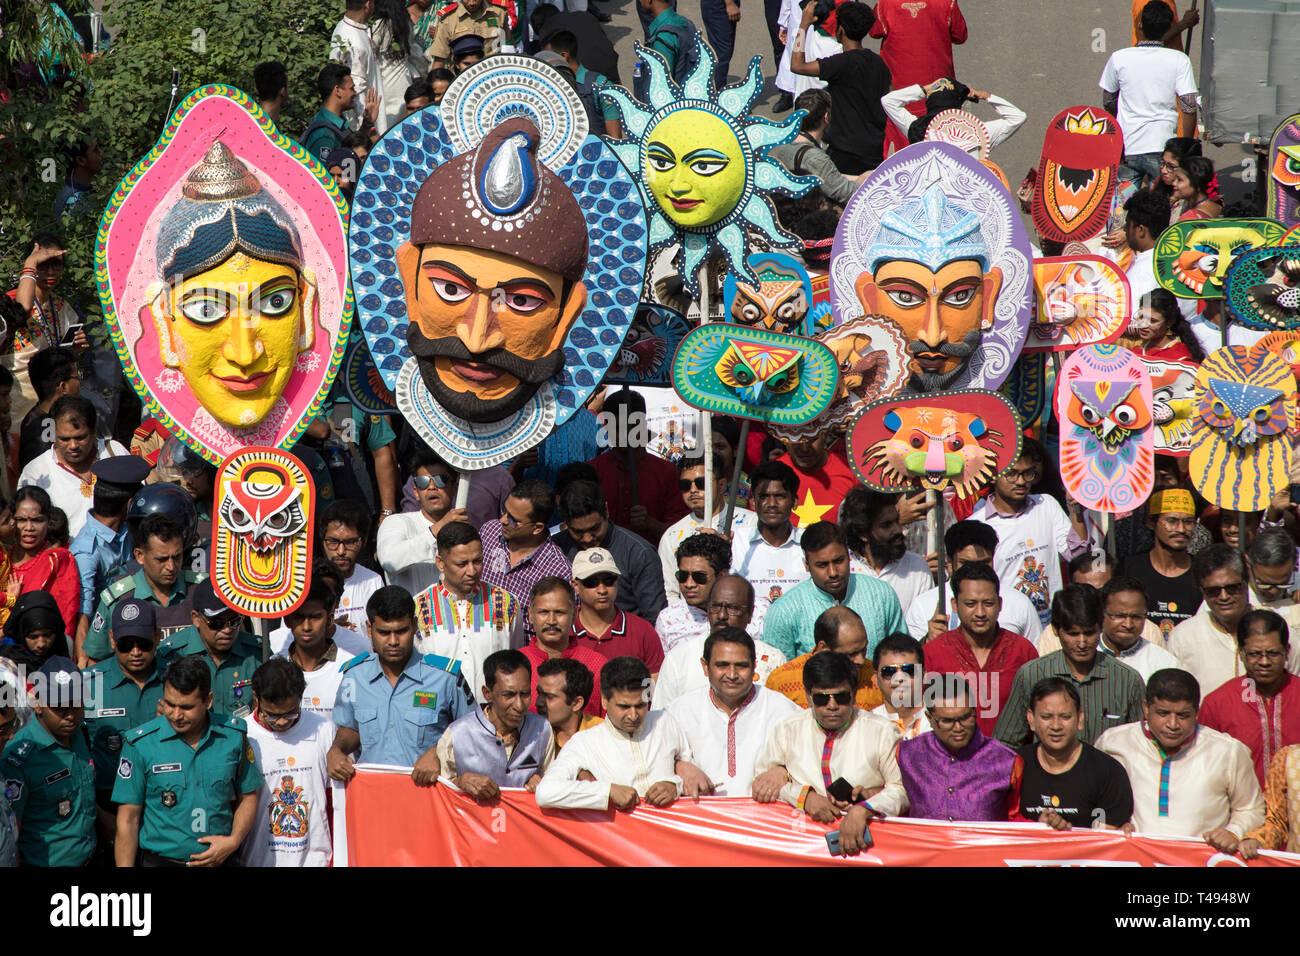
70, 515, 133, 617
333, 651, 472, 767
761, 574, 905, 660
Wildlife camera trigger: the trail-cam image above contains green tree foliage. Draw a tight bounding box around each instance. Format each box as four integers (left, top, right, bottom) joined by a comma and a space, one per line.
2, 0, 337, 326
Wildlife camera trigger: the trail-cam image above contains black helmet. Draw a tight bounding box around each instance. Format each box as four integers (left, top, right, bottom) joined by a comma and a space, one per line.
126, 482, 198, 545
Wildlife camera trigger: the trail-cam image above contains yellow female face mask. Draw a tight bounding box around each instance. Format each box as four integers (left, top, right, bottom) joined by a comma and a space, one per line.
644, 109, 746, 229
161, 253, 310, 427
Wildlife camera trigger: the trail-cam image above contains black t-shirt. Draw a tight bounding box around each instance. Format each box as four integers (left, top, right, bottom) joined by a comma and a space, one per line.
1018, 742, 1134, 829
18, 405, 51, 471
818, 48, 892, 174
1117, 550, 1202, 642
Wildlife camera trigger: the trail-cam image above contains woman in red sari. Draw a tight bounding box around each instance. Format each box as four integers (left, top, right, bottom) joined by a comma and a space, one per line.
1132, 289, 1207, 364
8, 486, 80, 641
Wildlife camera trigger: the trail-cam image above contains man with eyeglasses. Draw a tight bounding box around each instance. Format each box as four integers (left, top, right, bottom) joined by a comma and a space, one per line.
969, 438, 1088, 628
754, 652, 906, 855
1098, 668, 1263, 854
899, 674, 1023, 822
553, 479, 667, 621
1246, 532, 1300, 675
520, 576, 608, 717
994, 584, 1145, 749
658, 453, 758, 605
655, 533, 735, 654
156, 579, 263, 719
478, 479, 572, 641
1094, 577, 1181, 682
320, 499, 385, 635
871, 633, 930, 739
377, 450, 466, 595
1167, 544, 1258, 696
413, 521, 522, 702
766, 605, 883, 710
241, 658, 333, 867
569, 548, 664, 672
1199, 610, 1300, 787
667, 628, 798, 798
652, 573, 787, 710
83, 599, 165, 837
1117, 488, 1202, 640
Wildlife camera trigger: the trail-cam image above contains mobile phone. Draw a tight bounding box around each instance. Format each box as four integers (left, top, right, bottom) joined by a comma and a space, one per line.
827, 777, 853, 803
59, 323, 84, 346
1289, 484, 1300, 506
824, 829, 841, 856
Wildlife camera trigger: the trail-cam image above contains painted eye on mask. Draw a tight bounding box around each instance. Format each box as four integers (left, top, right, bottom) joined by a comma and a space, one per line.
688, 157, 728, 176
1080, 405, 1101, 425
1114, 404, 1138, 427
942, 285, 978, 308
429, 276, 473, 303
883, 287, 924, 308
497, 288, 551, 314
257, 286, 297, 317
740, 303, 761, 323
180, 294, 231, 325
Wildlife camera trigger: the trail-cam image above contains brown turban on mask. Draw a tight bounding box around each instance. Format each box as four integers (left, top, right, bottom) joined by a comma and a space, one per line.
408, 117, 588, 282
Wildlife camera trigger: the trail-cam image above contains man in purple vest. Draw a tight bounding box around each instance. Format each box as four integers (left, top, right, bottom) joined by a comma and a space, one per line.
898, 674, 1024, 822
436, 649, 555, 801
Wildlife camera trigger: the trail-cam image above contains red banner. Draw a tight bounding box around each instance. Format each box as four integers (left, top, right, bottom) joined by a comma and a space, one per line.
341, 770, 1300, 867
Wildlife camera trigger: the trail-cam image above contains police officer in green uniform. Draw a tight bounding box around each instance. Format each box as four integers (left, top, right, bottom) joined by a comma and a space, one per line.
83, 513, 205, 662
1, 656, 97, 867
111, 655, 261, 867
84, 599, 166, 803
0, 702, 20, 867
156, 580, 263, 719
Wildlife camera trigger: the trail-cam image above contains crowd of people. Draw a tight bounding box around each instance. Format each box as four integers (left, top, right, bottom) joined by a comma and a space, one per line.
1, 0, 1298, 870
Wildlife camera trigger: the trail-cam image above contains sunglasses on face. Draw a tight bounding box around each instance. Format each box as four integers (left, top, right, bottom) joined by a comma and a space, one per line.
115, 637, 153, 653
414, 473, 450, 490
580, 574, 618, 588
203, 613, 243, 631
878, 664, 916, 680
1201, 582, 1245, 598
811, 690, 853, 707
676, 570, 710, 585
678, 477, 706, 492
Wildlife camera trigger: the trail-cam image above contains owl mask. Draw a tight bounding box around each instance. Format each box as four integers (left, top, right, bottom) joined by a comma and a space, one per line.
1190, 346, 1297, 511
1057, 344, 1154, 513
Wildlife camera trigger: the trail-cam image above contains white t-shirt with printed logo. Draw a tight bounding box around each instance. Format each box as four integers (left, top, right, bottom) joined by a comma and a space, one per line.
241, 711, 334, 868
339, 565, 384, 634
731, 523, 809, 616
969, 495, 1073, 628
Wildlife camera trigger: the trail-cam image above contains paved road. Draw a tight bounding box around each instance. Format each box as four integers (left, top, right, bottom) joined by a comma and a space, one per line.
597, 0, 1252, 216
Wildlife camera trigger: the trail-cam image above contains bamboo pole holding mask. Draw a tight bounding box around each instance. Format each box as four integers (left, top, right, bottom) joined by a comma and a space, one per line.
722, 419, 751, 529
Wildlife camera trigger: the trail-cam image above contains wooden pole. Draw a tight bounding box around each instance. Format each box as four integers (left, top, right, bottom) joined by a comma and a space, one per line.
454, 472, 471, 510
722, 419, 751, 529
931, 491, 947, 628
1184, 0, 1200, 55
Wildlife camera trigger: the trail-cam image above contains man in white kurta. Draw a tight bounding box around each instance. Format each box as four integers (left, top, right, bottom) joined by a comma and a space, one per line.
19, 436, 129, 538
1099, 722, 1263, 841
329, 8, 385, 133
536, 705, 692, 810
665, 630, 799, 795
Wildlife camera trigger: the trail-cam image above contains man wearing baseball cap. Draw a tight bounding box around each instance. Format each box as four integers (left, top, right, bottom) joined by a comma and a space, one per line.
83, 599, 165, 808
156, 580, 263, 718
569, 549, 664, 672
1, 656, 97, 866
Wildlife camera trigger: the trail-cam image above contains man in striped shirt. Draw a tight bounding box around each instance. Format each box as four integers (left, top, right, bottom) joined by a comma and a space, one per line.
994, 584, 1145, 749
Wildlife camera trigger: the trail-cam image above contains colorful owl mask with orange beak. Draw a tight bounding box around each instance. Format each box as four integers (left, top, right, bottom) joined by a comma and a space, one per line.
846, 389, 1022, 497
212, 446, 315, 618
1032, 107, 1124, 244
1057, 344, 1154, 513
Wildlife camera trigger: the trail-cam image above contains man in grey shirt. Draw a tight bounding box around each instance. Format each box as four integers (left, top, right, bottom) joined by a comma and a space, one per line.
767, 89, 860, 206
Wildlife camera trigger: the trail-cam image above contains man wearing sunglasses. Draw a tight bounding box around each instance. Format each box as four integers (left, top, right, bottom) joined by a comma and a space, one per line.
658, 453, 758, 605
655, 533, 736, 655
570, 549, 664, 673
377, 450, 466, 596
1167, 545, 1260, 697
753, 652, 906, 855
241, 658, 334, 867
156, 579, 263, 719
871, 633, 930, 739
84, 599, 166, 829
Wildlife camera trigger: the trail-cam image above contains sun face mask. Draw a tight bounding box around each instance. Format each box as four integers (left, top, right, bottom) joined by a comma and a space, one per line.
1057, 344, 1154, 513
